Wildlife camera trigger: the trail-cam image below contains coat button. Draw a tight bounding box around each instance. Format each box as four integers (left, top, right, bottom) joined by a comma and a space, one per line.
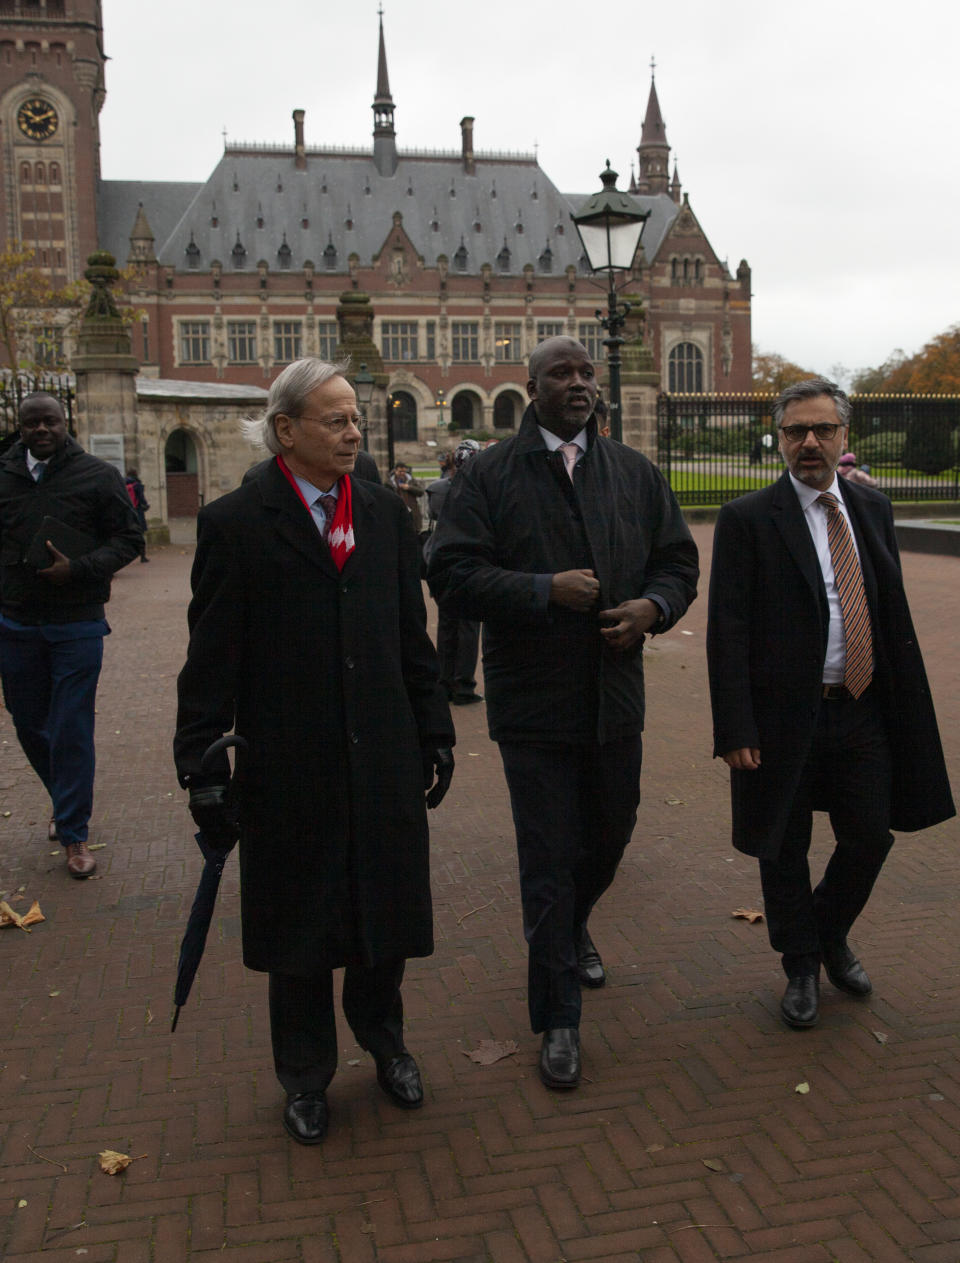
350, 732, 360, 744
345, 657, 355, 669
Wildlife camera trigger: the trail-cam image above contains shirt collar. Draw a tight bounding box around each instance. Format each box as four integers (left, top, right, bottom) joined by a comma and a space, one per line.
538, 425, 587, 454
789, 471, 845, 513
294, 472, 339, 507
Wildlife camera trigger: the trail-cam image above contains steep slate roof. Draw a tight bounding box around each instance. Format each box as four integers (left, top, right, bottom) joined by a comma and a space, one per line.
113, 149, 682, 277
97, 180, 203, 265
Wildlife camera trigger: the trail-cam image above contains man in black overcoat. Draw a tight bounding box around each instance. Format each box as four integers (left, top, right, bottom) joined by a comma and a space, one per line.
707, 377, 954, 1028
428, 337, 698, 1089
174, 358, 454, 1144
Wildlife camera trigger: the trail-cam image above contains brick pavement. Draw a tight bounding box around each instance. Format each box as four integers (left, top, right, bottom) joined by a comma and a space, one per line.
1, 522, 958, 1263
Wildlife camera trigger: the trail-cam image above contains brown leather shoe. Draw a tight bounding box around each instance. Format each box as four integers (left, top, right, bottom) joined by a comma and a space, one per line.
65, 842, 96, 879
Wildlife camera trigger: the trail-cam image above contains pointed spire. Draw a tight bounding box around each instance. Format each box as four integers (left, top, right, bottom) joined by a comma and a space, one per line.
670, 159, 682, 204
128, 201, 156, 264
637, 60, 670, 195
372, 8, 398, 176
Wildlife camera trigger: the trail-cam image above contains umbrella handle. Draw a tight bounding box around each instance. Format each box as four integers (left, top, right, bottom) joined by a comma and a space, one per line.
201, 733, 248, 773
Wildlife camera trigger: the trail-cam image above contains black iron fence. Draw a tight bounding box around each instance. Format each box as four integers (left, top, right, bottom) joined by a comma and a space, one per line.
0, 372, 76, 455
656, 393, 960, 505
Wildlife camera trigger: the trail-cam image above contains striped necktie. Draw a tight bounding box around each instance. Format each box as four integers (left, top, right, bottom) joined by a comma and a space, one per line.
817, 492, 873, 698
318, 494, 337, 542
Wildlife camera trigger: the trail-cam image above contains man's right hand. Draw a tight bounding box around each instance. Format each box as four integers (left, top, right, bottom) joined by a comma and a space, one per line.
723, 748, 761, 771
188, 785, 239, 851
550, 569, 600, 612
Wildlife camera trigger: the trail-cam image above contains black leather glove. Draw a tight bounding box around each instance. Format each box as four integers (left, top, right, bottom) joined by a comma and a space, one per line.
423, 746, 455, 809
188, 784, 239, 855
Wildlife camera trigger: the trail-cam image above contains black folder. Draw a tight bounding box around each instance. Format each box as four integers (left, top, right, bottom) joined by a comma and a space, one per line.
24, 516, 97, 570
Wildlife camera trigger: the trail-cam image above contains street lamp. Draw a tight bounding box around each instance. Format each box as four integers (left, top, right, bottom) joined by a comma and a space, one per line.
572, 161, 649, 443
353, 362, 375, 453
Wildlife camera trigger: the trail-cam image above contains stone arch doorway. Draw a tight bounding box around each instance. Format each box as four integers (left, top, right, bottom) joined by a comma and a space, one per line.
389, 390, 418, 442
493, 389, 524, 430
165, 429, 200, 517
451, 390, 482, 432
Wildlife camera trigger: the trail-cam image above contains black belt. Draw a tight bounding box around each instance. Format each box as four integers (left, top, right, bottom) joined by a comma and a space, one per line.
821, 683, 851, 699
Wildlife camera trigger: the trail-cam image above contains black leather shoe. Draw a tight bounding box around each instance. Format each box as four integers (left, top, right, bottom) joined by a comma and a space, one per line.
539, 1027, 581, 1089
576, 926, 605, 988
283, 1091, 328, 1144
376, 1052, 424, 1109
822, 942, 872, 996
781, 974, 820, 1028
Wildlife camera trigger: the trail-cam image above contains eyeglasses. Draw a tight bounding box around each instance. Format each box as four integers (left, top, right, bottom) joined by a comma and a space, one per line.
296, 413, 367, 434
779, 423, 842, 443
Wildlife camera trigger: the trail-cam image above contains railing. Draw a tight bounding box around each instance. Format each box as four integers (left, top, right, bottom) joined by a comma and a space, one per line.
656, 393, 960, 505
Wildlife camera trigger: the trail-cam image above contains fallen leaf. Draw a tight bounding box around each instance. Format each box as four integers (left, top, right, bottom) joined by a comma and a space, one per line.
0, 900, 31, 931
664, 796, 685, 806
795, 1082, 810, 1094
360, 1223, 375, 1235
49, 991, 60, 998
646, 1143, 664, 1153
88, 844, 107, 851
681, 630, 694, 636
462, 1039, 519, 1065
731, 908, 764, 924
873, 1030, 889, 1045
702, 1158, 725, 1172
2, 810, 10, 817
17, 1199, 27, 1208
347, 1058, 361, 1066
98, 1150, 134, 1175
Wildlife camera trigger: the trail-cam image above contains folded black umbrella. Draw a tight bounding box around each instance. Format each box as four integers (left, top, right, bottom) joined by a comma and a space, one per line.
171, 734, 247, 1033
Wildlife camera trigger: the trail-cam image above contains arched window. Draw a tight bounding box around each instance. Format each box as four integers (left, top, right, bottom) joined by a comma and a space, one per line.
668, 342, 704, 392
682, 257, 690, 283
493, 390, 523, 430
451, 390, 481, 432
48, 162, 60, 184
389, 391, 418, 442
670, 257, 679, 285
694, 258, 702, 284
20, 162, 31, 184
35, 163, 45, 184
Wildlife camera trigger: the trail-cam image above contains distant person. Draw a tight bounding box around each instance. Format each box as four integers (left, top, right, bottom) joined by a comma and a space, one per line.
125, 467, 150, 562
0, 393, 141, 878
838, 452, 877, 487
387, 462, 426, 535
708, 376, 954, 1030
426, 440, 482, 705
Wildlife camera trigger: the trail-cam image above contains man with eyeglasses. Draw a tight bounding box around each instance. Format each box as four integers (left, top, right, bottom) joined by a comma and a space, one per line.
707, 376, 953, 1028
175, 357, 454, 1144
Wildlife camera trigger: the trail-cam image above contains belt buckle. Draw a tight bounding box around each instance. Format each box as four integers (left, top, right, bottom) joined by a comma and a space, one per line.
821, 683, 846, 699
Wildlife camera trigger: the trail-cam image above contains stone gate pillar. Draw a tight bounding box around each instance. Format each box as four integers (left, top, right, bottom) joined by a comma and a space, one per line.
71, 250, 141, 473
618, 293, 660, 459
335, 290, 390, 476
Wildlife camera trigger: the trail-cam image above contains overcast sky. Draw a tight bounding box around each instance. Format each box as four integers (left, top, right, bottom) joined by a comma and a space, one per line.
100, 0, 958, 382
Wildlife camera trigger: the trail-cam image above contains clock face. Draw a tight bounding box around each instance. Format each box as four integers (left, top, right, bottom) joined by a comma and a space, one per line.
17, 97, 59, 141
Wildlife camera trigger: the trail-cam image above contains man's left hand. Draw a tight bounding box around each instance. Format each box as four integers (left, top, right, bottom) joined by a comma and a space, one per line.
598, 598, 661, 650
37, 541, 72, 585
423, 746, 455, 808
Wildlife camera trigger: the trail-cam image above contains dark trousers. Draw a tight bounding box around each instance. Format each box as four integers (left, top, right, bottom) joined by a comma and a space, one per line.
499, 735, 643, 1033
759, 688, 893, 976
269, 959, 406, 1094
0, 626, 103, 847
436, 608, 480, 698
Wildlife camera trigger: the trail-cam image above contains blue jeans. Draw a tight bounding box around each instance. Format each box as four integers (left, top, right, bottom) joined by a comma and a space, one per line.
0, 621, 105, 847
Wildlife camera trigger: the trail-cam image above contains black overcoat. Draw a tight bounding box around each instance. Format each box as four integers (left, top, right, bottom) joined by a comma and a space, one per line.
427, 405, 699, 745
707, 471, 954, 858
174, 460, 454, 975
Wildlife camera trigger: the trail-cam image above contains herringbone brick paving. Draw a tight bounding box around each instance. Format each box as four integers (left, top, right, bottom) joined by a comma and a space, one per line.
0, 521, 957, 1262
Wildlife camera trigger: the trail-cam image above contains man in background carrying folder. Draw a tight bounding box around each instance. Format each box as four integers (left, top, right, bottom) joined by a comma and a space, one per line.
0, 392, 141, 877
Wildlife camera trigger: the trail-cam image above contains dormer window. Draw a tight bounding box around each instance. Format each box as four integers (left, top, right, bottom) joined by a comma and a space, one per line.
453, 238, 468, 271
277, 236, 292, 269
232, 234, 246, 269
323, 235, 337, 270
496, 240, 511, 272
185, 235, 201, 269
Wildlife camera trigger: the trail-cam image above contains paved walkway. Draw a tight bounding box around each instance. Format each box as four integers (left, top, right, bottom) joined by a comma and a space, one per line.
1, 523, 958, 1263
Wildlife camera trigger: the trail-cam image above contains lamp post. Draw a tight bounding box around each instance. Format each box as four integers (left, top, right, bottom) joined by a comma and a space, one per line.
353, 362, 375, 454
572, 162, 649, 443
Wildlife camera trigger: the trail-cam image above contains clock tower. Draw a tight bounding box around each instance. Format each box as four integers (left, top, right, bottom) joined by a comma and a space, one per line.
0, 1, 106, 286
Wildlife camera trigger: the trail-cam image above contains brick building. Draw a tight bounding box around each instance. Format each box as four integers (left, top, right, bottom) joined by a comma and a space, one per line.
1, 2, 752, 453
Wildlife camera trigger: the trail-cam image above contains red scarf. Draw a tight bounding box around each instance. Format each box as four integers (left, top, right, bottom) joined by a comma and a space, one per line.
276, 455, 355, 571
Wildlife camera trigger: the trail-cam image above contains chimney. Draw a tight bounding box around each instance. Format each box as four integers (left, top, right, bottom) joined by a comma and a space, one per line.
460, 116, 475, 176
293, 109, 306, 170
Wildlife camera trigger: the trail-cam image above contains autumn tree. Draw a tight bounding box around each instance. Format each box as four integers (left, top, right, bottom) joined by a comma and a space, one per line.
751, 346, 816, 394
852, 327, 960, 394
0, 241, 73, 371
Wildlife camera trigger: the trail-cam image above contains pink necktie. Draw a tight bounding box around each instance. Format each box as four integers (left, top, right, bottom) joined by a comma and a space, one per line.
559, 442, 580, 482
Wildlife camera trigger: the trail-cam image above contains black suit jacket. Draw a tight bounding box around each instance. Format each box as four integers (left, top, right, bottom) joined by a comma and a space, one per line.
707, 472, 954, 857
